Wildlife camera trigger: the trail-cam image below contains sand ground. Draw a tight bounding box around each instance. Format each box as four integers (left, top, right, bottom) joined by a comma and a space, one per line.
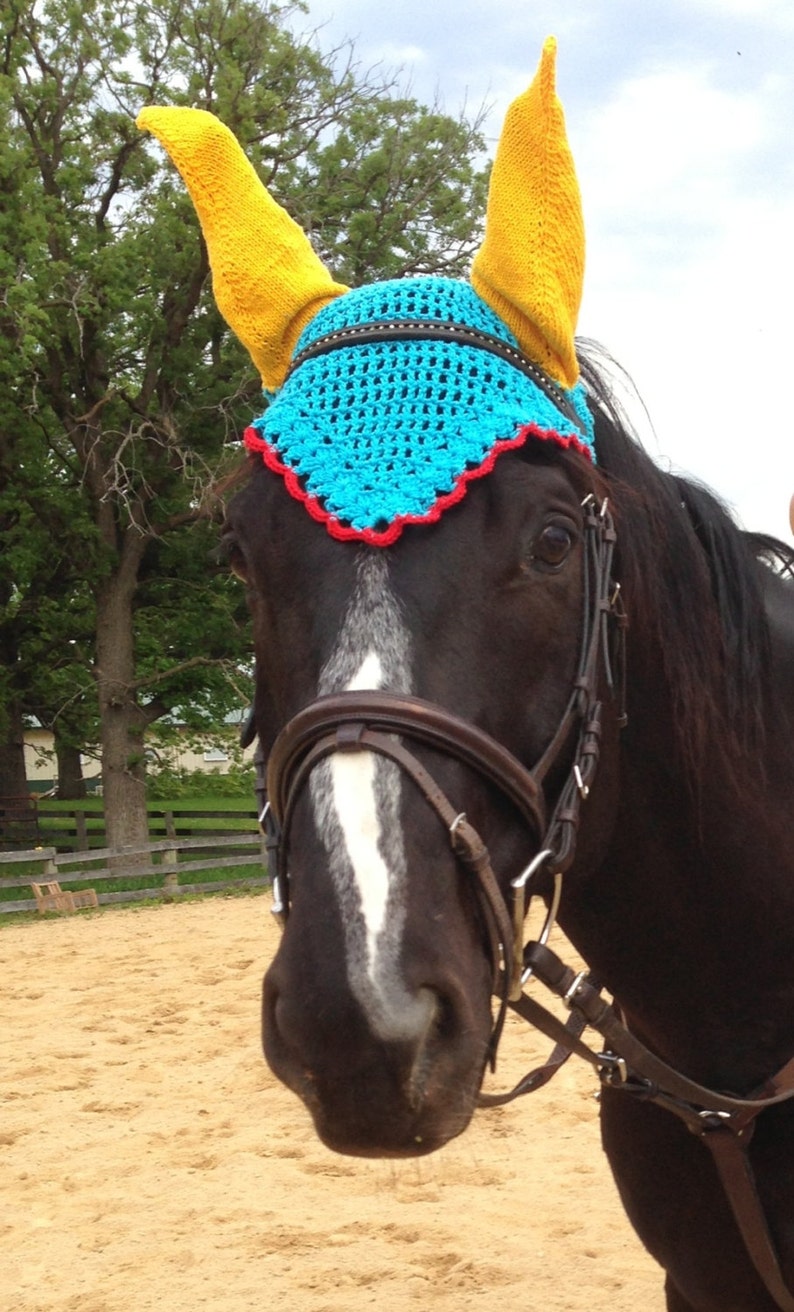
2, 895, 664, 1311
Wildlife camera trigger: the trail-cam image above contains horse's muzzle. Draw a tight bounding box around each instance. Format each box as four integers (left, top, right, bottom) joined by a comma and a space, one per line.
261, 961, 490, 1157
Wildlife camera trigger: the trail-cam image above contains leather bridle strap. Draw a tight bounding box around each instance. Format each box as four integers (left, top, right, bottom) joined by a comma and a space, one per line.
285, 319, 591, 441
277, 723, 518, 979
262, 500, 622, 1063
706, 1126, 794, 1312
267, 690, 548, 837
513, 940, 794, 1312
524, 941, 794, 1118
266, 699, 544, 1065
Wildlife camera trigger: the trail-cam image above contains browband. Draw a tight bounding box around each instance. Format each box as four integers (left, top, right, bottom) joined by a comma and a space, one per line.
286, 319, 589, 440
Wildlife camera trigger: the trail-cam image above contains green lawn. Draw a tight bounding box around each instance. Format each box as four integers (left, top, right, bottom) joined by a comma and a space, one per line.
38, 794, 255, 815
1, 793, 266, 919
35, 795, 258, 847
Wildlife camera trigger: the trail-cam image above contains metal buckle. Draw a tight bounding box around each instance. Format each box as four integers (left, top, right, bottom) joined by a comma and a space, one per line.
598, 1052, 628, 1085
697, 1109, 732, 1129
573, 764, 589, 800
563, 969, 588, 1009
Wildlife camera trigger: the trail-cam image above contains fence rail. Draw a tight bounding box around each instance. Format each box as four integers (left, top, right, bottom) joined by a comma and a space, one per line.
0, 802, 260, 853
0, 831, 269, 914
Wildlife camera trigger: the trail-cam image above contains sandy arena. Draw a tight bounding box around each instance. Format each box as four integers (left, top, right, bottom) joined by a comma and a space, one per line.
2, 895, 664, 1311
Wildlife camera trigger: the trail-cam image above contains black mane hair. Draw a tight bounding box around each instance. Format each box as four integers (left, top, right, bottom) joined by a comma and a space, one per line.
577, 344, 790, 791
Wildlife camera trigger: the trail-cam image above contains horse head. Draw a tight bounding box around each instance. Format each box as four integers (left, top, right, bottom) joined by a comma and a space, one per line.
139, 41, 626, 1155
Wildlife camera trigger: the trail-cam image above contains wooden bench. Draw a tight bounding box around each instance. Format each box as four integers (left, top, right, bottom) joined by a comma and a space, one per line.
31, 881, 98, 914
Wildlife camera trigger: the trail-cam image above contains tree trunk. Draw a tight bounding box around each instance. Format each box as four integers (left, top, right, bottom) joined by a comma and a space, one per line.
0, 700, 28, 799
0, 701, 36, 849
55, 739, 87, 800
94, 540, 150, 864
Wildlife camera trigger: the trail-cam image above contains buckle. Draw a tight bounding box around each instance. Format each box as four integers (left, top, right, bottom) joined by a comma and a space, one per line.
597, 1052, 628, 1085
563, 969, 588, 1009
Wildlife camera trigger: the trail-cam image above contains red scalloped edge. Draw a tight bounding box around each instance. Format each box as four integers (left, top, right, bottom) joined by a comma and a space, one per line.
243, 423, 593, 547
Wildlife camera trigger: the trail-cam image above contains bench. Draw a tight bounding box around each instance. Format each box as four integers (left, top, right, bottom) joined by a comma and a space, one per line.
31, 881, 98, 914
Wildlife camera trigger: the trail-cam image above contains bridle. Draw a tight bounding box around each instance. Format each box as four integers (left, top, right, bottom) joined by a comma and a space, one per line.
258, 494, 624, 1063
253, 492, 794, 1310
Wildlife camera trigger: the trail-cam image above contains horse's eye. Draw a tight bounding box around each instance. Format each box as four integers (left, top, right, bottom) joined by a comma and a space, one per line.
220, 529, 248, 581
532, 523, 574, 568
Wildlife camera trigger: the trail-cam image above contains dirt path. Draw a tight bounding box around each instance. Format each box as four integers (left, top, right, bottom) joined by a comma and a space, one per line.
2, 896, 663, 1311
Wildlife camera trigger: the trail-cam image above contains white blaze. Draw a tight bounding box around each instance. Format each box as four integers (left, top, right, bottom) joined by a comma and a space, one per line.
330, 652, 391, 970
309, 557, 432, 1040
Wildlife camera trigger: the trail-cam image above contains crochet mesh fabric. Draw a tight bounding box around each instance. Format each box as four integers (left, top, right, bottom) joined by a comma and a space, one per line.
245, 277, 595, 546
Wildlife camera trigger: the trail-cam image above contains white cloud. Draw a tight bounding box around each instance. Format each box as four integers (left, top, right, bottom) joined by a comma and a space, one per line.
293, 1, 794, 536
574, 58, 794, 536
682, 0, 794, 25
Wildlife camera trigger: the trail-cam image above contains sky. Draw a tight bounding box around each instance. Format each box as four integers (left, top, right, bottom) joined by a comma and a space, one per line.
291, 0, 794, 539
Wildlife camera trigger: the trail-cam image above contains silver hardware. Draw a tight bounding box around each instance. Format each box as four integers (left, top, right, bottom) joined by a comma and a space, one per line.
508, 854, 560, 1001
511, 848, 554, 892
449, 812, 467, 837
598, 1053, 628, 1084
270, 875, 286, 926
599, 496, 610, 519
538, 869, 563, 949
574, 764, 589, 800
563, 969, 588, 1009
258, 800, 271, 828
516, 870, 562, 992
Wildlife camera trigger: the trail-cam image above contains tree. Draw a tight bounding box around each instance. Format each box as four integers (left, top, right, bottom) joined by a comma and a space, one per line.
298, 97, 488, 285
0, 397, 100, 798
0, 0, 489, 845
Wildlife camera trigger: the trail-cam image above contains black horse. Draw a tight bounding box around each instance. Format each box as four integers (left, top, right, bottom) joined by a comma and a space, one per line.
221, 348, 794, 1310
139, 44, 794, 1311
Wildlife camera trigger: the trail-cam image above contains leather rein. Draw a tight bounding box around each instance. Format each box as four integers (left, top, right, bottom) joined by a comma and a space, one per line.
255, 495, 794, 1309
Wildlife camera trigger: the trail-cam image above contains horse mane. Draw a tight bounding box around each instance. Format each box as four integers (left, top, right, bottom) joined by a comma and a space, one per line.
577, 343, 791, 794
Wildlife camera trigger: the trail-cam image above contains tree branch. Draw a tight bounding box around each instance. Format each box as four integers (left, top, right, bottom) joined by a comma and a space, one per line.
131, 655, 217, 693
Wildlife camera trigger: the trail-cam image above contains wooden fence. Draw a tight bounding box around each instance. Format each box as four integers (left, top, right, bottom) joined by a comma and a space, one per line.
0, 802, 261, 853
0, 831, 269, 915
0, 796, 40, 848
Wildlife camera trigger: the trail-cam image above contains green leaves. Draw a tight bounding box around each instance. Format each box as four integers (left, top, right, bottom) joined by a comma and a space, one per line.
299, 96, 489, 283
1, 0, 489, 810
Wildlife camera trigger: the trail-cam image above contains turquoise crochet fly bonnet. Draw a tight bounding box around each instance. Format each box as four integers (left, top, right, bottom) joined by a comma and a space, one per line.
139, 40, 594, 547
244, 277, 594, 546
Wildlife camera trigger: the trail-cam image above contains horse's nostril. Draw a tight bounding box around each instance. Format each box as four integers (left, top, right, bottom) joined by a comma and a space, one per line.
405, 988, 469, 1110
431, 991, 461, 1044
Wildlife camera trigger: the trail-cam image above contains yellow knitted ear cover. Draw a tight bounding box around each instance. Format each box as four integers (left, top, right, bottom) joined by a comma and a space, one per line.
470, 38, 584, 389
136, 107, 347, 390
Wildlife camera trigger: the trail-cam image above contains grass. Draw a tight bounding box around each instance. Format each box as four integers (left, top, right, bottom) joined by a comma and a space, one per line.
1, 792, 266, 921
0, 881, 267, 926
34, 794, 257, 847
38, 795, 255, 812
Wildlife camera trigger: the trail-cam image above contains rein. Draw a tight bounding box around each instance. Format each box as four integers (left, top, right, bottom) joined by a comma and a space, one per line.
255, 495, 794, 1309
505, 941, 794, 1312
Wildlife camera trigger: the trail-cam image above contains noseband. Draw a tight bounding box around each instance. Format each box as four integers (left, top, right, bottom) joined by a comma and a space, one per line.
258, 496, 624, 1060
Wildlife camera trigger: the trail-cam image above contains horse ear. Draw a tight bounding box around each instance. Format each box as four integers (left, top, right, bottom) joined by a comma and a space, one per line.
136, 107, 348, 390
470, 38, 584, 389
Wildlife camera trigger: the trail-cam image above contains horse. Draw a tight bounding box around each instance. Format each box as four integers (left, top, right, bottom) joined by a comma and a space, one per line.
221, 347, 794, 1311
139, 40, 794, 1312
